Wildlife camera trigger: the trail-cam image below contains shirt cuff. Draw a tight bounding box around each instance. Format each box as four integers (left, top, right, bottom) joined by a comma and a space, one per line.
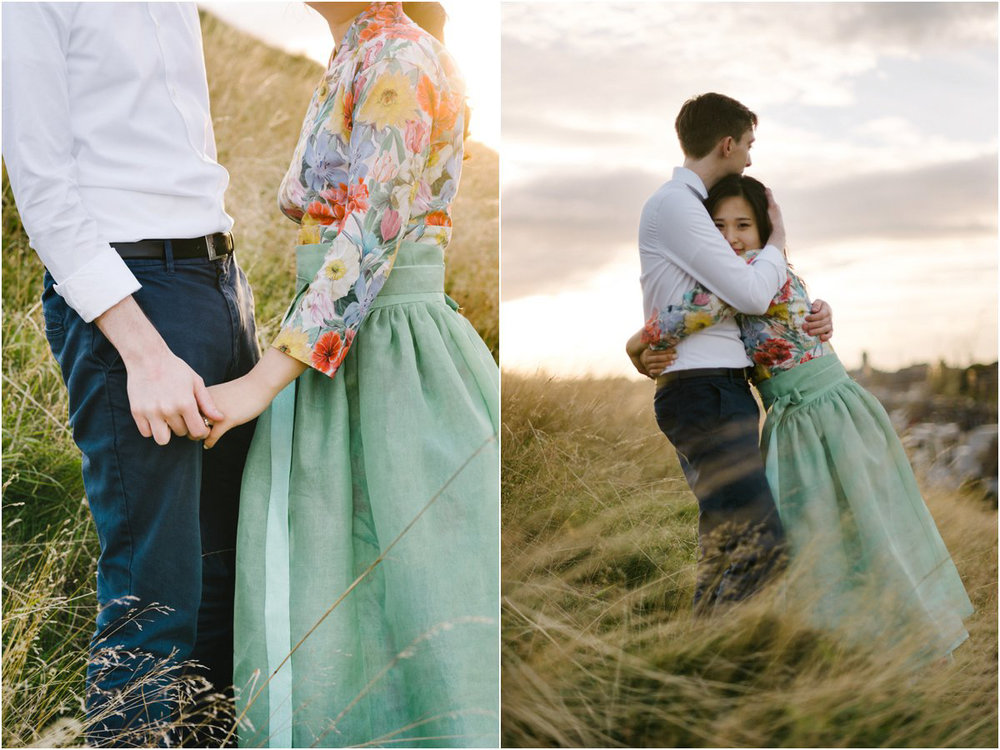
52, 248, 142, 323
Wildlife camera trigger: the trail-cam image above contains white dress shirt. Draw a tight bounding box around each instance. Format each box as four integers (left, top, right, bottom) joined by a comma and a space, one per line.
2, 2, 233, 322
639, 167, 788, 372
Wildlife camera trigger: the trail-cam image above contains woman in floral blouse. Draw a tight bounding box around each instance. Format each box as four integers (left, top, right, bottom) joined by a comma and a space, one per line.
203, 4, 498, 746
635, 174, 972, 661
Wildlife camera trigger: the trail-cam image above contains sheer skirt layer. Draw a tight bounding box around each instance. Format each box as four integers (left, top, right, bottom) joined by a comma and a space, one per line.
757, 355, 973, 659
234, 241, 499, 748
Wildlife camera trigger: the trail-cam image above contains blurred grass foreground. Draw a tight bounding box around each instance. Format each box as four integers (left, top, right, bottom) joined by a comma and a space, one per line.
1, 11, 497, 747
501, 373, 998, 748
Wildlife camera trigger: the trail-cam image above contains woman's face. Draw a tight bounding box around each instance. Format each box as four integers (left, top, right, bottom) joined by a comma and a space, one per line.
711, 195, 762, 251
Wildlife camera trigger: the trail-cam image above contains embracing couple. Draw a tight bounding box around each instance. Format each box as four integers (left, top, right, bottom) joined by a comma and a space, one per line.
627, 93, 973, 661
3, 2, 498, 747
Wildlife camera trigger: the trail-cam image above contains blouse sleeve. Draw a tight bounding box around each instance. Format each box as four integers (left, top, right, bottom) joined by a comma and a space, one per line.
641, 248, 765, 349
641, 283, 736, 350
273, 51, 453, 377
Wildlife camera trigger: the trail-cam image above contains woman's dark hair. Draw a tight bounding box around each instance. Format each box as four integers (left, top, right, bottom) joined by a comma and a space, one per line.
704, 174, 772, 246
675, 93, 757, 160
402, 3, 447, 43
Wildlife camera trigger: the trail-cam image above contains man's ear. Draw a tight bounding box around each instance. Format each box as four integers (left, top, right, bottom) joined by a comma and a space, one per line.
719, 135, 735, 157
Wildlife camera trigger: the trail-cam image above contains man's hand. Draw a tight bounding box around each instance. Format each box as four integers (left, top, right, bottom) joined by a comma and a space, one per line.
640, 347, 676, 378
126, 351, 223, 445
803, 298, 833, 342
765, 187, 786, 252
626, 328, 676, 379
95, 296, 222, 445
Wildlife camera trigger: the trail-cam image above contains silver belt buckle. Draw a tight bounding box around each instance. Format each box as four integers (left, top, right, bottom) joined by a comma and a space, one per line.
205, 234, 220, 261
205, 233, 231, 260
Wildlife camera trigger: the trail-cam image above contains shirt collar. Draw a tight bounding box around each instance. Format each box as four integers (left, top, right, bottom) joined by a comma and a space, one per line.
672, 166, 708, 200
340, 2, 406, 51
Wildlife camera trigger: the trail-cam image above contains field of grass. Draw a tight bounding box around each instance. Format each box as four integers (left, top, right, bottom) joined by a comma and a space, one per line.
1, 11, 497, 747
501, 372, 998, 748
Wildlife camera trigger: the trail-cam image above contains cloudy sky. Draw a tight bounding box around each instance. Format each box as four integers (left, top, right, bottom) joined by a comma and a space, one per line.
501, 2, 998, 377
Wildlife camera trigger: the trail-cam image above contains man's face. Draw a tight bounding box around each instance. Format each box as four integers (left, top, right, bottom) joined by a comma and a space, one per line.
730, 129, 755, 174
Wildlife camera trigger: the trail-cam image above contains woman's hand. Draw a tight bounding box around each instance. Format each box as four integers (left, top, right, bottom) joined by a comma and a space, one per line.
803, 299, 834, 342
202, 347, 309, 449
202, 374, 274, 449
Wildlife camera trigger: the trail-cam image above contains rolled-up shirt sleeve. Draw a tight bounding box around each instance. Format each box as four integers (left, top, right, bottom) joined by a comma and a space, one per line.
2, 2, 140, 323
655, 190, 786, 315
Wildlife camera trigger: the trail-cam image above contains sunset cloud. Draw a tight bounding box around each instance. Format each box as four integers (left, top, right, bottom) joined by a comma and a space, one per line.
501, 1, 997, 301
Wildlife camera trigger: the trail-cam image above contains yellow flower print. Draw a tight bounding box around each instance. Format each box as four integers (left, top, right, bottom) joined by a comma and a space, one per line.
358, 72, 418, 130
273, 328, 312, 362
685, 311, 715, 333
297, 218, 322, 246
766, 302, 791, 323
328, 85, 353, 140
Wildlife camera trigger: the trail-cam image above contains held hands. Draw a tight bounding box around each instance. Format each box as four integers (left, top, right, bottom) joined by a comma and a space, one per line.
803, 298, 834, 342
201, 373, 275, 449
126, 350, 222, 445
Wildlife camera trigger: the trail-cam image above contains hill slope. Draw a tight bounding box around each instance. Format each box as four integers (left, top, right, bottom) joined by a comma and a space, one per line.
502, 372, 998, 747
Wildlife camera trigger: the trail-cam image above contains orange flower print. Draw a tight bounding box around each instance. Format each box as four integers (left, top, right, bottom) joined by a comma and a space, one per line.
431, 91, 461, 141
311, 330, 349, 375
331, 86, 354, 139
347, 179, 369, 214
425, 211, 452, 228
641, 314, 662, 346
306, 201, 336, 225
417, 74, 438, 115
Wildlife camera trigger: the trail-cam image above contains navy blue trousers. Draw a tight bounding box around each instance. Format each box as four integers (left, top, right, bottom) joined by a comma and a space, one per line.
654, 372, 786, 609
42, 251, 259, 746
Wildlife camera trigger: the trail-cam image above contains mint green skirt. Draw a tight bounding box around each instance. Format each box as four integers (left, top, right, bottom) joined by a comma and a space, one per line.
757, 355, 973, 659
234, 241, 499, 747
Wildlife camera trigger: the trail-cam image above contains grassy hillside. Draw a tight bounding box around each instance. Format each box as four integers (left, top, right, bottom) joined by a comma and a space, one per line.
502, 373, 998, 747
1, 11, 497, 747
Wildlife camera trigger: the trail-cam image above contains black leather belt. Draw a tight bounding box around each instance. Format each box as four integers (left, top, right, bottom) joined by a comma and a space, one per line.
111, 232, 234, 260
656, 367, 750, 389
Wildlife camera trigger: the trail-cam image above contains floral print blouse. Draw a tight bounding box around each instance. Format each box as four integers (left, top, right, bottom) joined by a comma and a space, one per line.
642, 248, 833, 382
272, 2, 465, 377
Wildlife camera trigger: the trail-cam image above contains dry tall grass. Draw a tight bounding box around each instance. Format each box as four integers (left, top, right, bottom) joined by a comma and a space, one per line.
2, 10, 497, 747
502, 372, 998, 747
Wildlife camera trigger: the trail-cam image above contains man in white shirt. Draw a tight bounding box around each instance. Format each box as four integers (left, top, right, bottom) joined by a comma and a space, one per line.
630, 93, 831, 610
3, 3, 259, 744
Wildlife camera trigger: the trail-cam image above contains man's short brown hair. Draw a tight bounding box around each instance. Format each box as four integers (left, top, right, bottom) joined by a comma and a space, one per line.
675, 93, 758, 159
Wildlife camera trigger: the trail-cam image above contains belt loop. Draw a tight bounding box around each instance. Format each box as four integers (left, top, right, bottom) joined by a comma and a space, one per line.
164, 239, 175, 273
